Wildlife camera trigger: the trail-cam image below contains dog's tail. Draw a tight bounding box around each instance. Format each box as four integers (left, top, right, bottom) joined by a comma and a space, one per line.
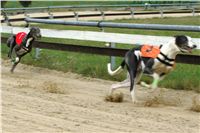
107, 60, 126, 76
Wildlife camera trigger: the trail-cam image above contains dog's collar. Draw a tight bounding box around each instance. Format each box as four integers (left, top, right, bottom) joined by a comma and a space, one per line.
156, 57, 174, 67
159, 52, 175, 62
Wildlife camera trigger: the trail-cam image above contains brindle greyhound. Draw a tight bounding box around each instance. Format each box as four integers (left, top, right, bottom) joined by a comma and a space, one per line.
7, 27, 41, 73
107, 35, 197, 103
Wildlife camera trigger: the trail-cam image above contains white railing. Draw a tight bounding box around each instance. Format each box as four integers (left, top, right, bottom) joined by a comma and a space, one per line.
1, 26, 200, 49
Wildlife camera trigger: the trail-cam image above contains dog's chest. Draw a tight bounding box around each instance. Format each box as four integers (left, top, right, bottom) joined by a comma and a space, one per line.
153, 61, 174, 74
25, 38, 33, 47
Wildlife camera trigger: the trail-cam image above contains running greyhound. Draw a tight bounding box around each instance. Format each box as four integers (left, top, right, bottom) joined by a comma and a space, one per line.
107, 35, 197, 103
7, 27, 41, 73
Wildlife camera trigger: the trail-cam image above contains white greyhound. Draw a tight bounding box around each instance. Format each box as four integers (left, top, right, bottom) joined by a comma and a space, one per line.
107, 35, 197, 103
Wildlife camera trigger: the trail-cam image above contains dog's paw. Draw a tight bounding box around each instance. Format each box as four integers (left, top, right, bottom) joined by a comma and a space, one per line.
131, 97, 138, 104
149, 85, 157, 91
140, 81, 151, 88
132, 99, 139, 105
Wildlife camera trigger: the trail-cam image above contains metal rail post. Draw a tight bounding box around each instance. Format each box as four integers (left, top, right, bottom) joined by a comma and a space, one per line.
160, 9, 164, 18
74, 12, 79, 21
105, 42, 116, 70
48, 12, 54, 19
130, 8, 134, 19
144, 3, 148, 10
25, 17, 30, 27
192, 8, 195, 16
48, 8, 54, 19
110, 42, 116, 69
3, 12, 11, 26
35, 48, 41, 59
100, 10, 105, 20
24, 10, 30, 18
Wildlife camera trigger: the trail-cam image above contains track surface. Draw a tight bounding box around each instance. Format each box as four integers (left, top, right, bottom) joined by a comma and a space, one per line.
1, 60, 200, 133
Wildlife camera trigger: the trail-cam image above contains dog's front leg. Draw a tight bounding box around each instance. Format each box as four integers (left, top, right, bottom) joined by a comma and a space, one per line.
141, 73, 161, 90
140, 81, 151, 88
149, 73, 165, 91
130, 82, 137, 103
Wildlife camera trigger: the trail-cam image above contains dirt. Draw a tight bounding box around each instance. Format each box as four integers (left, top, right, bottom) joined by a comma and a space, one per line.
1, 59, 200, 133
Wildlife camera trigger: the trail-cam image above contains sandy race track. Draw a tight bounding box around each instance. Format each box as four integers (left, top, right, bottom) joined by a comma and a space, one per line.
1, 59, 200, 133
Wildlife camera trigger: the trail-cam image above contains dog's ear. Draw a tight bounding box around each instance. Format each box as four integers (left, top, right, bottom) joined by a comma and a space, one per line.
174, 35, 188, 47
29, 27, 34, 32
30, 27, 40, 31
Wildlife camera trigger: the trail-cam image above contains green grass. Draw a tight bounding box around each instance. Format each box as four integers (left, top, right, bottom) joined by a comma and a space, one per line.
1, 16, 200, 92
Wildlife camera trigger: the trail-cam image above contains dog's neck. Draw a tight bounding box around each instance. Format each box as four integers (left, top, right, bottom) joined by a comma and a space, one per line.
160, 38, 180, 59
23, 32, 34, 48
26, 32, 34, 39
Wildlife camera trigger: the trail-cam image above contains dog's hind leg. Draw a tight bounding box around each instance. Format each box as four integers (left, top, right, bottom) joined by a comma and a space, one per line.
126, 52, 140, 103
135, 67, 143, 84
7, 36, 16, 58
10, 56, 21, 73
109, 66, 142, 95
109, 73, 130, 95
128, 68, 137, 103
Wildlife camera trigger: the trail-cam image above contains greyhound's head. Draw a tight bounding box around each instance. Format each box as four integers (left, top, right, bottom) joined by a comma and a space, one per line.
29, 27, 41, 39
174, 35, 197, 53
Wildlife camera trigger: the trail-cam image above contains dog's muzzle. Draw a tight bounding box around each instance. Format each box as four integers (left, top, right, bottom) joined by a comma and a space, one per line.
181, 44, 197, 53
35, 34, 42, 39
193, 45, 197, 49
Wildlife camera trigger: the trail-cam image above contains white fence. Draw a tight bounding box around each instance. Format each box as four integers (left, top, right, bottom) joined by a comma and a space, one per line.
1, 26, 200, 49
